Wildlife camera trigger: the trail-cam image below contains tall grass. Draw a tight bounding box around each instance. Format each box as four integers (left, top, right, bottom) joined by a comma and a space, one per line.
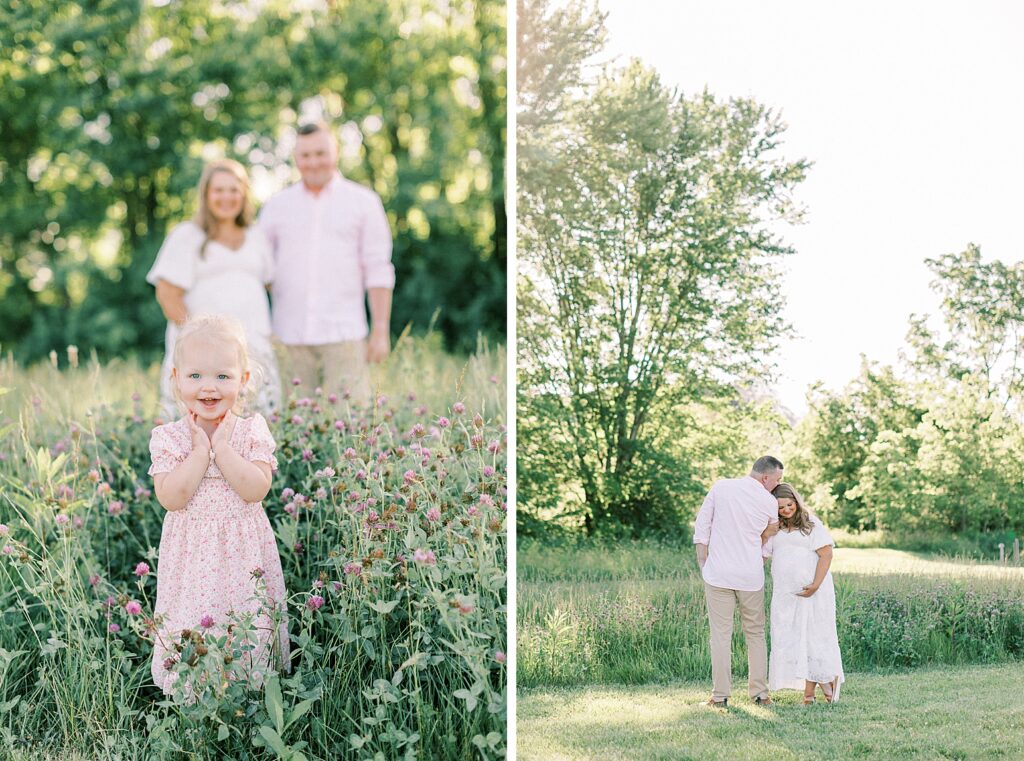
0, 335, 507, 760
518, 541, 1024, 688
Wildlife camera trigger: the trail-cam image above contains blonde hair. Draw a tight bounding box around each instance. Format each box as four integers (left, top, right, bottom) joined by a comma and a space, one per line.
771, 482, 814, 536
192, 159, 255, 258
171, 314, 260, 414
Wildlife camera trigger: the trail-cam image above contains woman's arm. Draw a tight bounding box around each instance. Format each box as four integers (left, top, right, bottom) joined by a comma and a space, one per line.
796, 545, 833, 597
155, 279, 188, 325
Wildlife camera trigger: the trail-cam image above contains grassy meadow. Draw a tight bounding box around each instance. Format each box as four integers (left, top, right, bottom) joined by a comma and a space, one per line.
0, 335, 507, 760
518, 540, 1024, 758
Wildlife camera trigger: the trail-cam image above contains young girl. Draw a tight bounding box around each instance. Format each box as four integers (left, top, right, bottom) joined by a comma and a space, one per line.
762, 483, 844, 704
148, 314, 289, 696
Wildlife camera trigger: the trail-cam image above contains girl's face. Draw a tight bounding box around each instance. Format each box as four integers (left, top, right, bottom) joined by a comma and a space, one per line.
173, 336, 249, 421
777, 497, 797, 520
206, 170, 244, 224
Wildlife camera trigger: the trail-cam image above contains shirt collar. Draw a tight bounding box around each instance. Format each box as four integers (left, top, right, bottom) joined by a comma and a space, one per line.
301, 170, 344, 197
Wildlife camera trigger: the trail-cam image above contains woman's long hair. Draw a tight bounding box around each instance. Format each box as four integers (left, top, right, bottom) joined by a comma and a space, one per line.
193, 159, 255, 258
771, 482, 814, 536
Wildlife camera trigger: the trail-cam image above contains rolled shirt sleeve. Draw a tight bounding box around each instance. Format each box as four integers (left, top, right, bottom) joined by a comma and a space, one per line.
693, 484, 716, 545
360, 191, 395, 290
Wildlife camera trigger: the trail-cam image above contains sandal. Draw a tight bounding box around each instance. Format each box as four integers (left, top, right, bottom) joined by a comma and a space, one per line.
820, 677, 840, 704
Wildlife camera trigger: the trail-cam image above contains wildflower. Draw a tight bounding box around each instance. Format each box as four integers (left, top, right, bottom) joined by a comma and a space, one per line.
88, 469, 101, 483
302, 449, 313, 461
104, 596, 116, 608
163, 657, 177, 671
413, 548, 437, 566
488, 440, 501, 454
315, 487, 327, 501
108, 501, 124, 516
292, 377, 302, 386
97, 482, 112, 497
291, 415, 304, 426
468, 506, 479, 517
89, 574, 101, 587
2, 546, 13, 556
470, 435, 484, 449
134, 487, 151, 499
334, 420, 345, 431
200, 614, 214, 628
108, 623, 121, 633
479, 494, 495, 508
333, 581, 342, 592
55, 514, 70, 526
452, 402, 466, 415
483, 465, 495, 478
322, 466, 336, 478
0, 524, 8, 536
403, 470, 418, 485
134, 562, 150, 577
125, 601, 142, 615
473, 413, 484, 429
376, 395, 387, 408
307, 595, 325, 611
495, 650, 506, 664
410, 423, 426, 438
426, 507, 441, 522
251, 567, 265, 579
458, 601, 475, 615
343, 562, 362, 576
328, 393, 338, 404
437, 416, 450, 429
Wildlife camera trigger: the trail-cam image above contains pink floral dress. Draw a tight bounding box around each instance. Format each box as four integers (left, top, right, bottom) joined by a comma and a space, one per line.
148, 413, 290, 695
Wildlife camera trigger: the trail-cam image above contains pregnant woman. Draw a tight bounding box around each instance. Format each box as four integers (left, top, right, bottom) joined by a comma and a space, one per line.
147, 159, 280, 417
762, 483, 845, 704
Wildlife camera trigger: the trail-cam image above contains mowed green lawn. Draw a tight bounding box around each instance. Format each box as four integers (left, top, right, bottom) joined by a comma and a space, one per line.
518, 662, 1024, 761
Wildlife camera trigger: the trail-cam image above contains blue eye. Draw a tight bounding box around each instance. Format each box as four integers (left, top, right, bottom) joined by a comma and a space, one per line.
218, 374, 229, 380
189, 373, 200, 379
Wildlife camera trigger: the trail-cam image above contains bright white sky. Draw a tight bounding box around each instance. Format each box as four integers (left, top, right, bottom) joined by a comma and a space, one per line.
597, 0, 1024, 415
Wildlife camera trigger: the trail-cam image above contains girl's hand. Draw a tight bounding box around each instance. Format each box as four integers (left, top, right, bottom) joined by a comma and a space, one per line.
211, 410, 238, 453
796, 584, 819, 598
187, 412, 211, 454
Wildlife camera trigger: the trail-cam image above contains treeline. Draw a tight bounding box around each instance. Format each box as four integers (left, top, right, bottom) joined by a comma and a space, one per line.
786, 245, 1024, 538
0, 0, 506, 362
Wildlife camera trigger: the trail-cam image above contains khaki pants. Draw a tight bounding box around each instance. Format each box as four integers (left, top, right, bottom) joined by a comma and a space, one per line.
280, 341, 371, 407
703, 582, 769, 701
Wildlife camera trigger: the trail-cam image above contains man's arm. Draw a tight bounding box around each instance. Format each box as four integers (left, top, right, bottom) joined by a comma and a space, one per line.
693, 487, 715, 568
366, 287, 392, 363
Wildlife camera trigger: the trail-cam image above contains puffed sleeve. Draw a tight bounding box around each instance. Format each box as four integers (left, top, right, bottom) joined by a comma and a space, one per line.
809, 517, 834, 551
245, 413, 278, 472
146, 222, 203, 290
148, 424, 187, 475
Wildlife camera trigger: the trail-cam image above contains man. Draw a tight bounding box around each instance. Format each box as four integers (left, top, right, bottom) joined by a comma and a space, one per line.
259, 121, 394, 404
693, 455, 783, 709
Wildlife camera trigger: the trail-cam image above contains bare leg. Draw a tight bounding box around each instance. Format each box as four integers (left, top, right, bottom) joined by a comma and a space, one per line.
803, 680, 816, 703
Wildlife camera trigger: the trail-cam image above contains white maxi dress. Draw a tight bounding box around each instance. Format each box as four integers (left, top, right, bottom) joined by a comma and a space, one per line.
765, 517, 845, 698
146, 222, 281, 417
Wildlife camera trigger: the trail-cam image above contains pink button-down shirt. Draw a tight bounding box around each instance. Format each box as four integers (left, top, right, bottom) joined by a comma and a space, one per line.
259, 172, 394, 345
693, 476, 779, 591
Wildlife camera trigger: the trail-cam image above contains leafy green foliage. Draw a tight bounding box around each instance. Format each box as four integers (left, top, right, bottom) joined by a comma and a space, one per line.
0, 0, 506, 361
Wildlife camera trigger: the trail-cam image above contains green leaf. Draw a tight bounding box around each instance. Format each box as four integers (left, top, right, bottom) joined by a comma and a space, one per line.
258, 725, 288, 756
216, 723, 229, 741
367, 599, 399, 615
264, 675, 284, 733
284, 699, 313, 732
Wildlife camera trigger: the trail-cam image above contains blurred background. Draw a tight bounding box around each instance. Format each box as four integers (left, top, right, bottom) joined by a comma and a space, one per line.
0, 0, 507, 364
